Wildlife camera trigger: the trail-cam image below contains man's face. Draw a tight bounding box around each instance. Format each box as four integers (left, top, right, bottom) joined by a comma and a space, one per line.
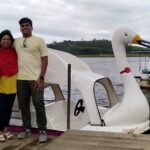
20, 22, 32, 37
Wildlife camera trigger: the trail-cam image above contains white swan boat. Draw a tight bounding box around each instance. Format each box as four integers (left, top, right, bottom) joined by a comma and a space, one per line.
10, 28, 150, 134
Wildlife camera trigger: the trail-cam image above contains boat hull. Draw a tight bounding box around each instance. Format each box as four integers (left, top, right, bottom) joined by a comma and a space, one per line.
81, 120, 150, 134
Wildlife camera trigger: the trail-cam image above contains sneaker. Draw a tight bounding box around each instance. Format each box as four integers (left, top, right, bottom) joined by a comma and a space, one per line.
17, 129, 31, 139
39, 130, 47, 143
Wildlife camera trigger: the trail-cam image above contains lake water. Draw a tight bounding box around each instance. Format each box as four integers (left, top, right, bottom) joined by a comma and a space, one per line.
44, 57, 150, 106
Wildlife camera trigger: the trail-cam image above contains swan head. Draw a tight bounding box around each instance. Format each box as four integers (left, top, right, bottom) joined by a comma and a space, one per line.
112, 28, 141, 45
112, 28, 150, 48
112, 28, 150, 73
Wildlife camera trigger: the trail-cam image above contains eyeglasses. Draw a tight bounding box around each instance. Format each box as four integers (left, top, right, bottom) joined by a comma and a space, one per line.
23, 38, 26, 48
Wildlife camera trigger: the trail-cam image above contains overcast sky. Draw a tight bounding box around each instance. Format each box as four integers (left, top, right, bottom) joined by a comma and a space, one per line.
1, 0, 150, 43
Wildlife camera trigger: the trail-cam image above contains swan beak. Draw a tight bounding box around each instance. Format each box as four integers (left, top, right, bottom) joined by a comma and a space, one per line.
137, 39, 150, 48
132, 35, 150, 48
132, 35, 141, 44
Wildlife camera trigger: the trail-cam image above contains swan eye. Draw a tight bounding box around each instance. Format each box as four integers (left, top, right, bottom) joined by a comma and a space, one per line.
124, 33, 128, 36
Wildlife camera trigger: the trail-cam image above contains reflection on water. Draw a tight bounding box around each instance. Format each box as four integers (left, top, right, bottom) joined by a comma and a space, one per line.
45, 57, 150, 106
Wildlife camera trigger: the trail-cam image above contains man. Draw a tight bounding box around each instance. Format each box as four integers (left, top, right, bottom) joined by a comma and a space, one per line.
14, 17, 48, 143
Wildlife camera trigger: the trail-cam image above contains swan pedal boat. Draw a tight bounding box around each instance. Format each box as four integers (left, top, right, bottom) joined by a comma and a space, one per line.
10, 28, 150, 134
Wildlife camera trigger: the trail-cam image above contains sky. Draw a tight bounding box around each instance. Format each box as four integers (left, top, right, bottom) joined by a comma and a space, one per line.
1, 0, 150, 43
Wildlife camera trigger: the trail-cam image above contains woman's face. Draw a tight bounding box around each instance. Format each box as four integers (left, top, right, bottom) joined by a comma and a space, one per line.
0, 35, 11, 48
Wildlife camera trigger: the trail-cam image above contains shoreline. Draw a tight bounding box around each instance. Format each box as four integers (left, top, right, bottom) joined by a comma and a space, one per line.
77, 54, 150, 57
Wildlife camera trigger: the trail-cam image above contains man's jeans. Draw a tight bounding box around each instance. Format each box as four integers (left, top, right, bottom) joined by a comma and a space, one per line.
17, 80, 47, 130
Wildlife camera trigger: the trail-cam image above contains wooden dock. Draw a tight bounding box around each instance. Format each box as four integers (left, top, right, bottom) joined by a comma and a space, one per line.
1, 130, 150, 150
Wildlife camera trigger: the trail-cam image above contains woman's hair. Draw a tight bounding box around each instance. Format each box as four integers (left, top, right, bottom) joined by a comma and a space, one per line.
0, 30, 14, 47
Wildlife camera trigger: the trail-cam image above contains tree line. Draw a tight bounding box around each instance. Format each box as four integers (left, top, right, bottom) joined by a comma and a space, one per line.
47, 39, 150, 56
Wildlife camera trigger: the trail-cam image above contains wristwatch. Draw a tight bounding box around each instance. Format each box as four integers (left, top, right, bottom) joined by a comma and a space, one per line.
39, 76, 44, 80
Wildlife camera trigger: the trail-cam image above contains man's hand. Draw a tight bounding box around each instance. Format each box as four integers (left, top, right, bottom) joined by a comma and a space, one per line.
34, 77, 44, 91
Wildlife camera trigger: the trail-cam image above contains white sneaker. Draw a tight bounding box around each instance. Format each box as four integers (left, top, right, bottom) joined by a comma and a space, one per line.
17, 129, 31, 139
39, 130, 47, 143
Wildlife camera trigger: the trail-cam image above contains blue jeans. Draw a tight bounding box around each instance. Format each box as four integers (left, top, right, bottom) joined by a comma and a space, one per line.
17, 80, 47, 130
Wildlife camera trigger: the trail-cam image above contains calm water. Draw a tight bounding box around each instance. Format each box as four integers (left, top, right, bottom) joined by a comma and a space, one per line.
45, 57, 150, 106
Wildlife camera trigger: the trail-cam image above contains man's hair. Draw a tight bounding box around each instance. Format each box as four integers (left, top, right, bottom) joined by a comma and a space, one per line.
19, 17, 32, 27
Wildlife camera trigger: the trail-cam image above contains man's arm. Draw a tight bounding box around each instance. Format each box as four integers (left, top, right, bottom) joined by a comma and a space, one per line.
34, 56, 48, 91
40, 56, 48, 79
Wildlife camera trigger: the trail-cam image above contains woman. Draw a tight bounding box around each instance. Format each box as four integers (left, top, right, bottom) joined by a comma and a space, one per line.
0, 30, 18, 142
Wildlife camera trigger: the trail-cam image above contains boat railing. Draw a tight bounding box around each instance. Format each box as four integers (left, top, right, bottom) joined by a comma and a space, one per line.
67, 64, 71, 129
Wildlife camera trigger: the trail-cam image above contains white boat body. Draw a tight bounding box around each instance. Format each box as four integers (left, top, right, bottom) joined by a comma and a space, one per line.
10, 28, 150, 134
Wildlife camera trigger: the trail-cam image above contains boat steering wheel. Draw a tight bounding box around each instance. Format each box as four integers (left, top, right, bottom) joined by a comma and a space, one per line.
74, 99, 85, 116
